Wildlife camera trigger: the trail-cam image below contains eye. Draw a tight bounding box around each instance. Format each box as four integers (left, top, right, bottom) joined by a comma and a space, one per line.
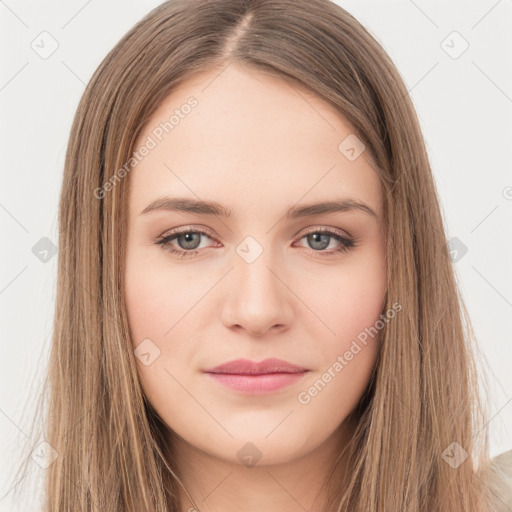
154, 226, 357, 259
293, 227, 356, 256
155, 227, 218, 259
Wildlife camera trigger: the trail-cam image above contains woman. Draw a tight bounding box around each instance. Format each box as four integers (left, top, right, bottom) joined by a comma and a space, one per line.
13, 0, 512, 510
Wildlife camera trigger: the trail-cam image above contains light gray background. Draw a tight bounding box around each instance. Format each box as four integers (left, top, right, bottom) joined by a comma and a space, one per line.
1, 1, 511, 510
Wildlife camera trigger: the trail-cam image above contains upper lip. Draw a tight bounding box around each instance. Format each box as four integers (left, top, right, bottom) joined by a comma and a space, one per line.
203, 358, 309, 375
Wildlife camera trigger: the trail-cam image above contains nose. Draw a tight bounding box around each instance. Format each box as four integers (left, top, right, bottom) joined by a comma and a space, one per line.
220, 251, 294, 337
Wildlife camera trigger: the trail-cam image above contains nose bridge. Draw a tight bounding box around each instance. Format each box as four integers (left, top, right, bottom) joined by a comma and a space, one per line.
222, 235, 293, 335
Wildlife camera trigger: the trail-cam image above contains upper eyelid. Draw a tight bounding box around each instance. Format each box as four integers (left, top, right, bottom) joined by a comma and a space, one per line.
299, 225, 352, 239
159, 226, 216, 242
160, 225, 351, 241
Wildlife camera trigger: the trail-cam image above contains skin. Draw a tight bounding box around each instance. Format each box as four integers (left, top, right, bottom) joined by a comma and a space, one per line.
124, 62, 387, 512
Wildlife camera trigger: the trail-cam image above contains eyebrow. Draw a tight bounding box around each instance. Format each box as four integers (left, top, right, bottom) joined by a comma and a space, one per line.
140, 197, 377, 219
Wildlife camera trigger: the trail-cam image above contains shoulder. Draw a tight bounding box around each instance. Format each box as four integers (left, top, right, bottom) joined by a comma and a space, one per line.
487, 449, 512, 509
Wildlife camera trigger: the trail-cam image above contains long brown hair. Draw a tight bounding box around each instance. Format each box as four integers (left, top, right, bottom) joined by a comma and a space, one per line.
11, 0, 508, 510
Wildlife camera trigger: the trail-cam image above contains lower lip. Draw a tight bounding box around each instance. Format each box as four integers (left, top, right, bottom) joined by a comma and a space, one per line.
204, 371, 309, 394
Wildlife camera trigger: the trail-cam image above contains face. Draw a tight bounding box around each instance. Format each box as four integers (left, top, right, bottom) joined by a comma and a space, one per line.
124, 63, 387, 468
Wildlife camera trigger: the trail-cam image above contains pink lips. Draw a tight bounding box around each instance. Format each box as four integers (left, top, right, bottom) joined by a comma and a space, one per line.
202, 358, 309, 394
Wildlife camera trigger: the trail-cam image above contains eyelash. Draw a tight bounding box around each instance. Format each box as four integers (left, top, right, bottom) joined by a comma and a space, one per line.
154, 226, 357, 259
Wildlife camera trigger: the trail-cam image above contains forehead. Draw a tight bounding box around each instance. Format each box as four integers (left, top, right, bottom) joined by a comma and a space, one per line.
129, 64, 382, 220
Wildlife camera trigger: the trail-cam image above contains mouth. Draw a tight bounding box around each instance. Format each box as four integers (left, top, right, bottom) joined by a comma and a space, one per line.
202, 358, 310, 394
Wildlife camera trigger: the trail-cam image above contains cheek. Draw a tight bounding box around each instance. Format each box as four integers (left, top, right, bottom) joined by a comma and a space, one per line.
124, 250, 205, 346
295, 260, 386, 431
327, 273, 386, 345
310, 245, 387, 347
124, 252, 196, 412
300, 243, 386, 393
124, 247, 219, 396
